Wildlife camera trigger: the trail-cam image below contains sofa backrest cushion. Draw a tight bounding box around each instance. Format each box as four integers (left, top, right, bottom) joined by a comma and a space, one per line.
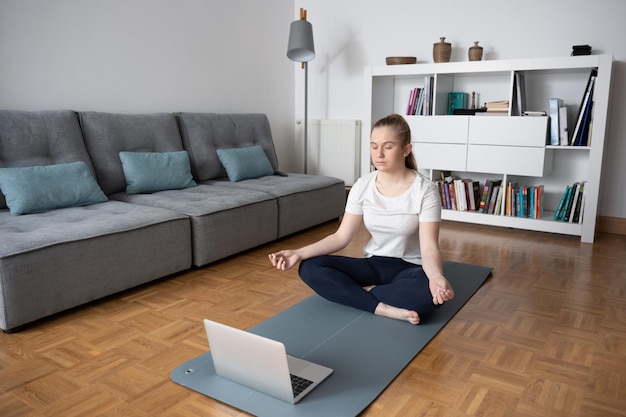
176, 113, 279, 181
79, 112, 186, 195
0, 110, 96, 210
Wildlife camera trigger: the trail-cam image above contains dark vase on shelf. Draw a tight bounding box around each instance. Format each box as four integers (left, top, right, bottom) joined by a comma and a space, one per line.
433, 37, 451, 63
469, 41, 483, 61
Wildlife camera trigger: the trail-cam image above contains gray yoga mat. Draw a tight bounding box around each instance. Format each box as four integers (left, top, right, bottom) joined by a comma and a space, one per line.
170, 260, 492, 417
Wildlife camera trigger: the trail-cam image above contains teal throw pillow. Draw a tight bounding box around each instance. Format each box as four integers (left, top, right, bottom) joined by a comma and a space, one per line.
0, 161, 108, 216
216, 145, 274, 182
119, 151, 197, 194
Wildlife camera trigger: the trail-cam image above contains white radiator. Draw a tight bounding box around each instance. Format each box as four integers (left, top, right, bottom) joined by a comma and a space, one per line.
297, 119, 361, 186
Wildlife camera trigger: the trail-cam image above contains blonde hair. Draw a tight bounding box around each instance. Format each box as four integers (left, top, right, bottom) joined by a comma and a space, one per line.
372, 114, 417, 170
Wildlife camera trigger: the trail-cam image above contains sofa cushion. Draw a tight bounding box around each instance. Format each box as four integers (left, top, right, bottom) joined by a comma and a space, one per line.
79, 112, 186, 195
119, 151, 197, 194
110, 184, 278, 266
0, 110, 96, 210
216, 145, 275, 182
0, 200, 192, 331
205, 174, 346, 238
0, 161, 108, 215
176, 113, 279, 181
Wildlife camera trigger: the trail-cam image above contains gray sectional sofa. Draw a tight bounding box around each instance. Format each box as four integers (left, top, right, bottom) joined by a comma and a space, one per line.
0, 110, 345, 332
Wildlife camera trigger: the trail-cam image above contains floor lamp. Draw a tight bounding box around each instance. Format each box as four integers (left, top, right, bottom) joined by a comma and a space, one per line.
287, 8, 315, 174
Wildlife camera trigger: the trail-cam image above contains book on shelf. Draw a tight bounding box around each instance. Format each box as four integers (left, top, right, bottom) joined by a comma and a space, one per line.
459, 178, 472, 211
554, 185, 571, 221
570, 68, 597, 146
563, 184, 576, 221
436, 178, 452, 210
567, 183, 582, 222
463, 180, 472, 210
554, 182, 586, 222
533, 185, 545, 219
406, 88, 415, 115
558, 106, 569, 146
422, 76, 434, 115
485, 107, 509, 114
451, 183, 459, 211
448, 182, 457, 210
478, 180, 491, 213
487, 183, 501, 214
523, 111, 547, 117
571, 182, 585, 223
548, 98, 564, 146
526, 185, 544, 219
505, 182, 518, 216
575, 85, 595, 146
557, 185, 574, 221
494, 184, 506, 215
511, 72, 526, 116
438, 180, 451, 209
484, 100, 509, 113
416, 88, 425, 115
428, 76, 434, 115
519, 186, 529, 218
577, 183, 586, 223
467, 180, 480, 211
485, 100, 509, 108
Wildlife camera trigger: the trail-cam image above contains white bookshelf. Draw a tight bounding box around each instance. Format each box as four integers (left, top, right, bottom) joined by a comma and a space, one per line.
363, 55, 613, 243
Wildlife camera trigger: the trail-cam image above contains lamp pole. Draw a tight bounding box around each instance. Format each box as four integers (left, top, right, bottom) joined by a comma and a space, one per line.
303, 60, 308, 174
287, 8, 315, 174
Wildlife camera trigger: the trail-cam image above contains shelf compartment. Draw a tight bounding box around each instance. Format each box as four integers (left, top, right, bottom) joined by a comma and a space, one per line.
441, 209, 583, 237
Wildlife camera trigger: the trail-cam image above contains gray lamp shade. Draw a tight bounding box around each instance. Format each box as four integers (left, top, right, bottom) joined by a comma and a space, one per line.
287, 19, 315, 62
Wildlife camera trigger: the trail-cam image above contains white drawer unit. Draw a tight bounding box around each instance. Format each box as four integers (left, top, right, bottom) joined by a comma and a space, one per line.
467, 116, 552, 176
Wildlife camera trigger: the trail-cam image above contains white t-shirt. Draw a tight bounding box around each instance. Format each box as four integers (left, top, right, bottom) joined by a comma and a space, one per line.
345, 170, 441, 265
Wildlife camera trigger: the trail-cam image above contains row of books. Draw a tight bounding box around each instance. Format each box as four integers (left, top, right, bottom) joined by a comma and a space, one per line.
554, 182, 586, 223
404, 76, 434, 116
436, 178, 481, 211
547, 68, 597, 147
436, 178, 547, 218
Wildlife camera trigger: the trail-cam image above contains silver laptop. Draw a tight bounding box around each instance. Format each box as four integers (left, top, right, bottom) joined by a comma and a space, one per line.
203, 319, 333, 404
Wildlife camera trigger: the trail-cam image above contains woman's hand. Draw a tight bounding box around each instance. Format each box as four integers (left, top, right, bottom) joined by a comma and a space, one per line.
429, 275, 455, 305
268, 212, 359, 272
268, 250, 301, 270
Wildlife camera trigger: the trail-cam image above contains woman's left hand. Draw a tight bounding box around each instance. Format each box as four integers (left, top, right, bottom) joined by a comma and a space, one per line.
429, 276, 454, 305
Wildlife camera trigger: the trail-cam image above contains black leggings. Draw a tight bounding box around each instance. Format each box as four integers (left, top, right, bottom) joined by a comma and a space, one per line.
298, 255, 435, 315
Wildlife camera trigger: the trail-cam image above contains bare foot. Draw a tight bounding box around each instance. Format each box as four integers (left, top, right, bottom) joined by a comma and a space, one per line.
374, 302, 420, 325
363, 285, 376, 292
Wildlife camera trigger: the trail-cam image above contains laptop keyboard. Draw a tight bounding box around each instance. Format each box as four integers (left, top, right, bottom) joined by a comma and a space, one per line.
290, 374, 314, 397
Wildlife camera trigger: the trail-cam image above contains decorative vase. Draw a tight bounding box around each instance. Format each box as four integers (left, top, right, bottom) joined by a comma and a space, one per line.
469, 41, 483, 61
433, 37, 451, 63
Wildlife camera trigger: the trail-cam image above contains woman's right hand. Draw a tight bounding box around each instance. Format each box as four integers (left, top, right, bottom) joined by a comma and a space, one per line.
268, 250, 301, 271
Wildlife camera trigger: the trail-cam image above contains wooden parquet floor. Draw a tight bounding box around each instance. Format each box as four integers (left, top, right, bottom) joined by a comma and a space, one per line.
1, 220, 626, 417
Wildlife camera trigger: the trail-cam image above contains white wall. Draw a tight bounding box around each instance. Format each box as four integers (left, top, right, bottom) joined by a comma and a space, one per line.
0, 0, 624, 219
0, 0, 299, 171
295, 0, 626, 219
